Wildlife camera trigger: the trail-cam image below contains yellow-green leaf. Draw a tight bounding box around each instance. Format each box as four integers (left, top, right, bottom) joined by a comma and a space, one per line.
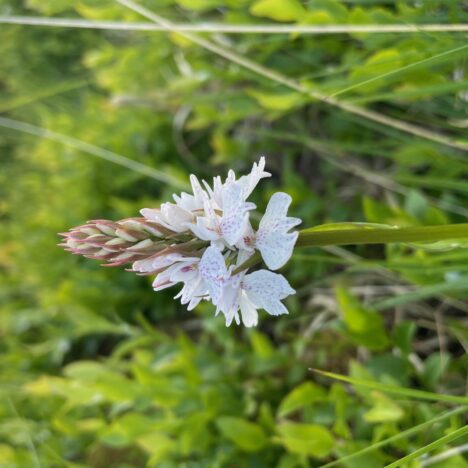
336, 286, 390, 350
250, 0, 306, 22
276, 422, 334, 457
216, 417, 268, 452
247, 89, 304, 111
364, 392, 404, 423
278, 382, 327, 417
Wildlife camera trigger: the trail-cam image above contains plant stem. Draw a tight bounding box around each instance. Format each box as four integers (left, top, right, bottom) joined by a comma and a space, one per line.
233, 224, 468, 274
298, 224, 468, 247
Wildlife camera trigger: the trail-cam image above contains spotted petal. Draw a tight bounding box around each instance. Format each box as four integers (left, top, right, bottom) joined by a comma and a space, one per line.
243, 270, 295, 316
199, 246, 228, 305
256, 192, 301, 270
220, 182, 253, 246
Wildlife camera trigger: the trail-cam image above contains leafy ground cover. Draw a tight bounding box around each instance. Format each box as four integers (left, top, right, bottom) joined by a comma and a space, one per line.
0, 0, 467, 466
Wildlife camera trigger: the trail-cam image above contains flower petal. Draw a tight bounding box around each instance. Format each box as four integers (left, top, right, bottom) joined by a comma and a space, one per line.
257, 230, 299, 271
220, 182, 251, 245
256, 192, 301, 270
239, 292, 258, 327
243, 270, 295, 316
237, 156, 271, 199
199, 246, 228, 305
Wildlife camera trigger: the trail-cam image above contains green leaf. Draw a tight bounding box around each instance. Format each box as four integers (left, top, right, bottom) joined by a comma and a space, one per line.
363, 392, 404, 423
100, 413, 158, 446
392, 322, 417, 356
175, 0, 220, 11
405, 190, 429, 220
276, 422, 334, 458
250, 0, 306, 21
249, 330, 275, 358
312, 369, 468, 405
247, 89, 304, 111
350, 49, 403, 93
138, 432, 174, 465
421, 353, 451, 390
278, 382, 327, 417
216, 417, 268, 452
336, 286, 389, 351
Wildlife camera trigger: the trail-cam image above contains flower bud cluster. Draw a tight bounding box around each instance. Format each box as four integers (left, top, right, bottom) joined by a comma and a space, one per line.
59, 157, 301, 327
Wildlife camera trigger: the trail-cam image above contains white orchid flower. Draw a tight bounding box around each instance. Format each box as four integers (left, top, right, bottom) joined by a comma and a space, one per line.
217, 269, 296, 328
255, 192, 302, 270
152, 256, 207, 310
133, 252, 199, 274
152, 257, 200, 291
202, 156, 271, 207
198, 245, 229, 305
187, 157, 270, 246
64, 157, 301, 327
199, 246, 295, 327
141, 203, 194, 233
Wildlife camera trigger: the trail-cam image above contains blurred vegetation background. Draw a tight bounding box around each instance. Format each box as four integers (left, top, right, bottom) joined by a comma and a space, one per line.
1, 0, 467, 466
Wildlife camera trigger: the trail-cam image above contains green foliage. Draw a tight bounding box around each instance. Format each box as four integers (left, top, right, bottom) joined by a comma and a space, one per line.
1, 0, 467, 466
276, 422, 334, 457
250, 0, 306, 22
336, 285, 390, 350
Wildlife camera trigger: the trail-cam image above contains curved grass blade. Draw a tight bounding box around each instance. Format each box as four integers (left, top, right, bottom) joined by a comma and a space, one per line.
115, 0, 468, 153
0, 117, 189, 190
311, 369, 468, 404
329, 43, 468, 98
372, 278, 468, 311
322, 406, 467, 468
385, 425, 468, 468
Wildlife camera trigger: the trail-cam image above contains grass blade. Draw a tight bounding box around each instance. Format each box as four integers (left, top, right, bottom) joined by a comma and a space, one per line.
329, 43, 468, 98
372, 279, 468, 311
385, 426, 468, 468
322, 406, 468, 468
0, 116, 189, 189
311, 369, 468, 404
115, 0, 468, 153
2, 16, 468, 33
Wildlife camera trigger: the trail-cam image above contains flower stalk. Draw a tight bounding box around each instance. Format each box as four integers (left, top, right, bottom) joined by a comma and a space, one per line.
234, 223, 468, 273
297, 223, 468, 247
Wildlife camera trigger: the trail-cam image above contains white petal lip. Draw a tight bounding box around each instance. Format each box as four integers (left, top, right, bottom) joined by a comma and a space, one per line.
256, 230, 299, 271
256, 191, 301, 270
243, 270, 295, 316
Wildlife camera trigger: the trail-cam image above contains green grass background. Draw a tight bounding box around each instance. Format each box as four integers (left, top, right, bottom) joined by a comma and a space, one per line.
0, 0, 467, 466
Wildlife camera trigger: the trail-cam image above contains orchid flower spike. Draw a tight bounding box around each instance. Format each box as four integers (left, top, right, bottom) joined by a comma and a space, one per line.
59, 157, 301, 327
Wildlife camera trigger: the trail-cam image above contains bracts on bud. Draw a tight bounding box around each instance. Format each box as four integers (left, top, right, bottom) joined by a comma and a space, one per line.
58, 217, 208, 270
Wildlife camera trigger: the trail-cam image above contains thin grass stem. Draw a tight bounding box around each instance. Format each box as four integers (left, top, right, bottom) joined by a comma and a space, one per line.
115, 0, 468, 153
0, 117, 189, 190
2, 16, 468, 33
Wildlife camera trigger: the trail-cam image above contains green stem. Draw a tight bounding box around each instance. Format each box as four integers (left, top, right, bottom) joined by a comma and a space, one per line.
298, 224, 468, 247
233, 224, 468, 274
